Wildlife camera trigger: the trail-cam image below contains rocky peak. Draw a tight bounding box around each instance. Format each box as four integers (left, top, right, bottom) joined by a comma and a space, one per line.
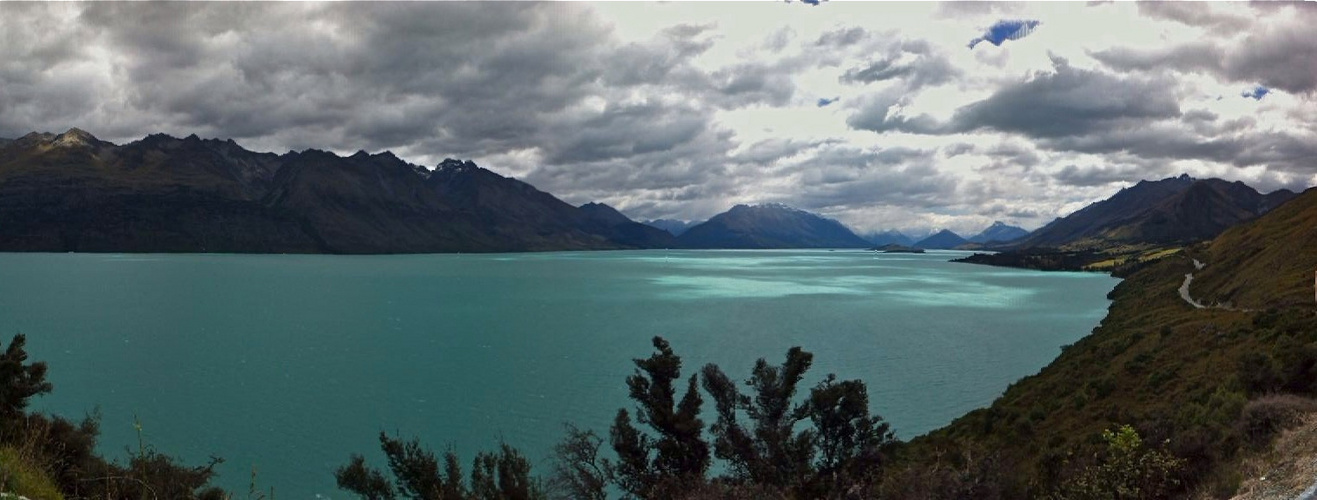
435, 158, 480, 173
52, 127, 103, 148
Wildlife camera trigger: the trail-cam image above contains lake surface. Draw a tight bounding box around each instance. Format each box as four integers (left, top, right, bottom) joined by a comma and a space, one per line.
0, 250, 1119, 498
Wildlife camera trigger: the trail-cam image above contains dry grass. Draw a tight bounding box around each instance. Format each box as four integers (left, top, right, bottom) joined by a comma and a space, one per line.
1230, 411, 1317, 500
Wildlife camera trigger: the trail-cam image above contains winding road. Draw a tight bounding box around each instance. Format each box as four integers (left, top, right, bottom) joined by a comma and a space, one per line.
1179, 259, 1208, 309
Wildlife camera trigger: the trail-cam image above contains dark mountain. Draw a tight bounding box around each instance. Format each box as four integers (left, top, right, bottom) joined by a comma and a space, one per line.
914, 229, 968, 249
0, 129, 672, 253
643, 218, 700, 237
1014, 174, 1295, 249
968, 221, 1029, 243
676, 203, 871, 249
578, 203, 678, 248
863, 229, 915, 247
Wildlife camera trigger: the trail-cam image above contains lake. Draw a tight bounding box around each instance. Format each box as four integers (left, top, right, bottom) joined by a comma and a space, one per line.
0, 250, 1119, 498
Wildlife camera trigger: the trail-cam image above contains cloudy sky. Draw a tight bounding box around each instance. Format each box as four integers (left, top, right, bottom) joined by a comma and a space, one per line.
2, 2, 1315, 235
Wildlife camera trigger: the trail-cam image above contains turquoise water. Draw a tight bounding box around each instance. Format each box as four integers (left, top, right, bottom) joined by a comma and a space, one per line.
0, 250, 1118, 498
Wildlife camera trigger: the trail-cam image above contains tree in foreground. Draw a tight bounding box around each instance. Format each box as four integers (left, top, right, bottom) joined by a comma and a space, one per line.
341, 336, 901, 499
703, 346, 898, 498
609, 336, 711, 498
335, 432, 546, 500
0, 334, 53, 426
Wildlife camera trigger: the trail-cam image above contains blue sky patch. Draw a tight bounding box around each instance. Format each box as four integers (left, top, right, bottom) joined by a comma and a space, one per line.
969, 20, 1041, 49
1241, 85, 1270, 100
817, 97, 840, 107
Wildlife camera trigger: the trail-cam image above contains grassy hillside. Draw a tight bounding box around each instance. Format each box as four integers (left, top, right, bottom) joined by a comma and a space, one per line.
1192, 187, 1317, 310
901, 190, 1317, 497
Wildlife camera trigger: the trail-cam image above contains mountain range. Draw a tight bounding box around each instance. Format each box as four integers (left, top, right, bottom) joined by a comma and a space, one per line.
0, 129, 673, 253
0, 129, 1302, 256
1011, 174, 1295, 250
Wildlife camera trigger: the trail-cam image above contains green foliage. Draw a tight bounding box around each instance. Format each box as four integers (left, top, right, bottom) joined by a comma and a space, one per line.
0, 334, 52, 425
805, 375, 896, 492
0, 333, 227, 500
335, 433, 545, 500
1235, 394, 1317, 448
701, 347, 814, 490
0, 445, 65, 500
609, 336, 710, 498
1055, 425, 1185, 500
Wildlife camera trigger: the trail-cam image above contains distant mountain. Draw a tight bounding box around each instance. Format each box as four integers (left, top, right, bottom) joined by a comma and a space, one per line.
863, 229, 915, 247
1014, 174, 1296, 249
914, 229, 968, 249
0, 129, 671, 253
643, 218, 700, 237
968, 221, 1029, 244
676, 203, 871, 249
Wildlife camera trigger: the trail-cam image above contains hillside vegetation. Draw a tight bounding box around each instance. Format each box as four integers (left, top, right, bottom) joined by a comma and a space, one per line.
906, 188, 1317, 497
1192, 187, 1317, 309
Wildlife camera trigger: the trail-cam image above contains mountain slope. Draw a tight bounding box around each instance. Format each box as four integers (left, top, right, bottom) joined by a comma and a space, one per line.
1015, 175, 1295, 249
906, 184, 1317, 497
578, 203, 678, 249
0, 129, 672, 253
1190, 187, 1317, 309
676, 204, 871, 249
643, 219, 699, 237
968, 221, 1029, 243
914, 229, 968, 249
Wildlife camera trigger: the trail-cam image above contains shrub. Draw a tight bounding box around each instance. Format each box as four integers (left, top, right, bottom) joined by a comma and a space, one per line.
1055, 425, 1185, 500
335, 432, 546, 500
0, 445, 65, 500
1235, 394, 1317, 448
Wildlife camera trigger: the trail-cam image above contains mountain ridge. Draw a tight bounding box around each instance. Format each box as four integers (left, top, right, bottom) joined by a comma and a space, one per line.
1014, 174, 1295, 249
914, 229, 969, 249
968, 221, 1029, 244
676, 203, 872, 249
0, 129, 668, 253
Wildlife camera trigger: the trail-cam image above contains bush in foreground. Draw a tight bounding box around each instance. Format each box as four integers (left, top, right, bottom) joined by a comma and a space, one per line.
0, 334, 228, 500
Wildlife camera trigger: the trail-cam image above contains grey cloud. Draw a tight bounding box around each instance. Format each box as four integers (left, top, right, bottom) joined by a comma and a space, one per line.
950, 58, 1180, 137
850, 57, 1180, 137
841, 55, 959, 89
539, 102, 712, 165
769, 146, 958, 212
815, 26, 867, 47
836, 35, 959, 90
1137, 2, 1251, 31
943, 143, 976, 157
1044, 123, 1317, 174
984, 142, 1042, 169
1090, 43, 1223, 73
1095, 7, 1317, 94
